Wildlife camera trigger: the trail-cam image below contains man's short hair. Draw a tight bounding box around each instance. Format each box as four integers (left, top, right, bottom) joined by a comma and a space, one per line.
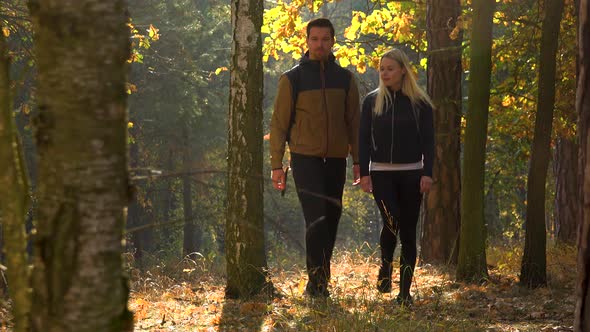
306, 18, 335, 39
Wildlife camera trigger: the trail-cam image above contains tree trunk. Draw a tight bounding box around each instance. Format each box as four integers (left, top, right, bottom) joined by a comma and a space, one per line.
456, 0, 495, 282
554, 137, 578, 243
0, 23, 31, 332
225, 0, 271, 298
575, 0, 590, 329
520, 0, 564, 288
127, 123, 151, 267
423, 0, 462, 265
28, 1, 133, 330
182, 124, 199, 256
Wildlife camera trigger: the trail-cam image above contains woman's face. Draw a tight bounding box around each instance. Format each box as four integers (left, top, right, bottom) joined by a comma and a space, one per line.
379, 57, 406, 90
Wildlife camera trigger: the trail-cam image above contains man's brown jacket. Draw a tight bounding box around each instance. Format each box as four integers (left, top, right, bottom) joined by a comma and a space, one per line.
270, 53, 360, 169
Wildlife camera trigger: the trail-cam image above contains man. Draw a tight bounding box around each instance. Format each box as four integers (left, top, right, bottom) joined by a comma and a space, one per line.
269, 18, 360, 297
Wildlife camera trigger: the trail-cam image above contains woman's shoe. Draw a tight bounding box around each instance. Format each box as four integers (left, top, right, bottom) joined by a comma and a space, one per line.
376, 266, 392, 293
395, 294, 413, 306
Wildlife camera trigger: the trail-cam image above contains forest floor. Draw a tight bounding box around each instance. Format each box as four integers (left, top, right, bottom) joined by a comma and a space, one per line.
0, 243, 576, 331
127, 244, 576, 331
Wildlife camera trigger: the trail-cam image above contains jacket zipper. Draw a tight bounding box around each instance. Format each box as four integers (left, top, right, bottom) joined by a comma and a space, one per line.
390, 91, 396, 163
321, 61, 328, 158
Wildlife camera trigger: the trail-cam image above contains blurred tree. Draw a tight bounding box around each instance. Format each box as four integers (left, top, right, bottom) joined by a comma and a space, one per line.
575, 0, 590, 328
553, 0, 579, 244
28, 0, 133, 330
0, 23, 31, 332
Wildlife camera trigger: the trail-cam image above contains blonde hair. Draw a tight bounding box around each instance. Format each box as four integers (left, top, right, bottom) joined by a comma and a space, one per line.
373, 48, 433, 116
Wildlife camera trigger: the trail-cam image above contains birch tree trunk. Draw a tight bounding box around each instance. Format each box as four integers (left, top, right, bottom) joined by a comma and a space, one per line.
28, 1, 133, 330
225, 0, 271, 298
0, 23, 31, 332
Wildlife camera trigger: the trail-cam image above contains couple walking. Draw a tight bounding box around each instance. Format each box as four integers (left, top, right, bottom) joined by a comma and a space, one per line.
269, 18, 434, 306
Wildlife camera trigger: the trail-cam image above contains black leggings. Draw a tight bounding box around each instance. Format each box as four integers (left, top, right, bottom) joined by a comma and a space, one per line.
291, 153, 346, 288
371, 170, 422, 296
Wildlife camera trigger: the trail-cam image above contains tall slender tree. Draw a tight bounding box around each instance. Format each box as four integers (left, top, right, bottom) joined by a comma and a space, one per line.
28, 0, 133, 330
520, 0, 565, 288
225, 0, 271, 298
576, 0, 590, 329
0, 24, 31, 332
422, 0, 462, 265
456, 0, 495, 282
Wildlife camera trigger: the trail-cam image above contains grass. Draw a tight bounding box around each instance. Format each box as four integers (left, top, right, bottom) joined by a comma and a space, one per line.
126, 243, 576, 331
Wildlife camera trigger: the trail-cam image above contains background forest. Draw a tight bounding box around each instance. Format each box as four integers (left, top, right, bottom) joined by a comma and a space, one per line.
0, 0, 588, 330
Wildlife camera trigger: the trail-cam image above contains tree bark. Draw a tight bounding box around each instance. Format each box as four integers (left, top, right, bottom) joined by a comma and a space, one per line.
0, 22, 31, 332
28, 1, 133, 330
423, 0, 462, 265
575, 0, 590, 329
520, 0, 564, 288
554, 137, 578, 244
225, 0, 271, 298
456, 0, 495, 282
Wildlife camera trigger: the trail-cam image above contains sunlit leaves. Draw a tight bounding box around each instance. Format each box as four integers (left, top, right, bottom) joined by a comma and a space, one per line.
128, 20, 160, 64
262, 0, 426, 72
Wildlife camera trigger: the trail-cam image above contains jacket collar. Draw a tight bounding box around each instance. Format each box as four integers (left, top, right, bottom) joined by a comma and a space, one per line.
300, 51, 336, 65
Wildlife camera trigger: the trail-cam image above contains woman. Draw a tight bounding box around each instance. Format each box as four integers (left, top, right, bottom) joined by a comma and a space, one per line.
359, 48, 434, 305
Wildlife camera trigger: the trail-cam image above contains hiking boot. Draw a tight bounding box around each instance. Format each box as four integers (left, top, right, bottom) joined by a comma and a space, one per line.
377, 266, 392, 293
304, 282, 329, 298
396, 294, 413, 307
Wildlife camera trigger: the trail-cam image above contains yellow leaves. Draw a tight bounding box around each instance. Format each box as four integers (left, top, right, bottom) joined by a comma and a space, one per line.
239, 302, 268, 316
501, 95, 515, 107
148, 24, 159, 41
127, 122, 134, 129
214, 67, 228, 75
344, 12, 363, 41
1, 27, 9, 37
419, 58, 428, 70
125, 83, 137, 95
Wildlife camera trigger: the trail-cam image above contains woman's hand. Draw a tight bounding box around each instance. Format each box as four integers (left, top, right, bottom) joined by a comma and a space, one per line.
420, 176, 433, 193
360, 176, 372, 193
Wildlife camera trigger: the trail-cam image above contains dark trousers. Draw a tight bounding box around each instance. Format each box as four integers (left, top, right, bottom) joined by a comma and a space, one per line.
291, 153, 346, 290
371, 170, 422, 297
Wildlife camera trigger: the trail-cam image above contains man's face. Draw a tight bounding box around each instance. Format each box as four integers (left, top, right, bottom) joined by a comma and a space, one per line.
306, 27, 334, 61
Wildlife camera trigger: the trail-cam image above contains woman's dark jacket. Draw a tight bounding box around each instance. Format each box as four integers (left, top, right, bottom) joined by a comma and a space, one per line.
359, 89, 434, 177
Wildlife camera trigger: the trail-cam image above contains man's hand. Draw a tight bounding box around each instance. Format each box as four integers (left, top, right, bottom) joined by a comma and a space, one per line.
420, 176, 433, 193
271, 168, 286, 191
360, 176, 372, 193
352, 164, 361, 185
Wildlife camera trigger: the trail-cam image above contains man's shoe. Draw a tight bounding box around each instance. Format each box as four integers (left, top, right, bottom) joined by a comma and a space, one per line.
304, 282, 329, 298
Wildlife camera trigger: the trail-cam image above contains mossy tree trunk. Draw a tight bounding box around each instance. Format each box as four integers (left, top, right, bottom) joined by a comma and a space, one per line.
456, 0, 495, 282
28, 1, 133, 330
0, 23, 32, 332
225, 0, 271, 298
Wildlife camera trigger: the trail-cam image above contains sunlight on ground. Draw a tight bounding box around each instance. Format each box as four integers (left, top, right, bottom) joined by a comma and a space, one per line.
127, 245, 576, 332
